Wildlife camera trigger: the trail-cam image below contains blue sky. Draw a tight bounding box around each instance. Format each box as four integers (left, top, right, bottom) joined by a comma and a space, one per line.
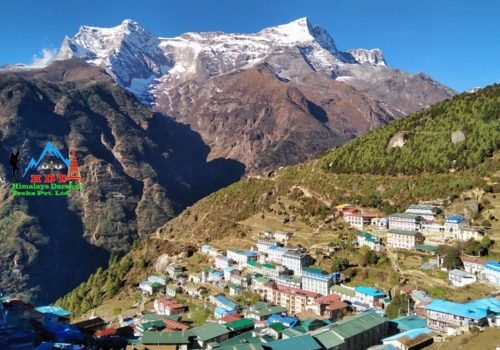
1, 0, 498, 91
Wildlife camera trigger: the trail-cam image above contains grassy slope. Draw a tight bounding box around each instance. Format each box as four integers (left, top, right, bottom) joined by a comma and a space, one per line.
57, 85, 500, 320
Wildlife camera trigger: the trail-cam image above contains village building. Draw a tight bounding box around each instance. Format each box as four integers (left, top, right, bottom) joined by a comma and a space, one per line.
388, 213, 423, 232
186, 323, 230, 349
214, 255, 231, 269
343, 210, 379, 230
313, 294, 349, 320
201, 244, 220, 257
482, 260, 500, 285
244, 302, 288, 322
424, 298, 499, 334
154, 297, 188, 316
357, 232, 382, 251
227, 249, 257, 266
330, 285, 356, 303
387, 229, 424, 250
262, 282, 321, 315
256, 239, 283, 254
460, 255, 486, 274
382, 327, 434, 350
354, 286, 386, 310
444, 216, 469, 239
448, 269, 477, 287
302, 267, 336, 296
405, 205, 440, 221
311, 311, 388, 350
267, 245, 290, 263
275, 275, 302, 289
281, 250, 313, 276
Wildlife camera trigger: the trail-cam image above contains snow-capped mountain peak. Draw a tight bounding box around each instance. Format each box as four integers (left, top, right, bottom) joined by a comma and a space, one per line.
54, 17, 396, 103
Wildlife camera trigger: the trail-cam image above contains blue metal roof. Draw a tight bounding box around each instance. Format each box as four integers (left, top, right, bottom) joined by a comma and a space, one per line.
465, 297, 500, 314
424, 299, 487, 320
354, 286, 385, 297
484, 260, 500, 272
267, 314, 298, 328
215, 295, 238, 310
35, 306, 71, 317
383, 327, 433, 342
391, 315, 427, 331
446, 216, 465, 223
268, 245, 289, 252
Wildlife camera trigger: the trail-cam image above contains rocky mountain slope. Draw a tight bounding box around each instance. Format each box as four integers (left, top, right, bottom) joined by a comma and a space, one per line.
55, 17, 455, 171
0, 59, 244, 303
57, 85, 499, 317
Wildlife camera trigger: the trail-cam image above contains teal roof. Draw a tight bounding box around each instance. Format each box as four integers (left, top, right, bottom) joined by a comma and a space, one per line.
140, 330, 189, 344
225, 318, 254, 331
389, 213, 422, 219
388, 229, 419, 236
313, 329, 344, 349
329, 312, 386, 338
187, 323, 230, 341
140, 320, 165, 331
424, 300, 487, 320
383, 327, 433, 342
303, 267, 328, 275
281, 328, 304, 338
212, 330, 263, 348
265, 335, 322, 350
35, 306, 71, 317
415, 244, 437, 252
391, 315, 427, 331
355, 286, 385, 297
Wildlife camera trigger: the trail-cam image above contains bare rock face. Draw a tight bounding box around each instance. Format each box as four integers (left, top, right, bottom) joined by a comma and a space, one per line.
52, 18, 456, 172
0, 60, 244, 303
451, 130, 466, 143
388, 131, 410, 148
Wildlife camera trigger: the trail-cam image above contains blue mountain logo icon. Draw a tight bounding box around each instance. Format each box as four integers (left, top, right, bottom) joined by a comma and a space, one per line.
22, 142, 70, 177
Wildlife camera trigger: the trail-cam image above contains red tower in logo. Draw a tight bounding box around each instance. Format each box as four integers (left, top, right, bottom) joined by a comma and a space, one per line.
66, 149, 83, 182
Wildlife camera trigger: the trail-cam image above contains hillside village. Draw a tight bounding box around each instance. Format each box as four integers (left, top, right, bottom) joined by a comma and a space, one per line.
2, 202, 499, 350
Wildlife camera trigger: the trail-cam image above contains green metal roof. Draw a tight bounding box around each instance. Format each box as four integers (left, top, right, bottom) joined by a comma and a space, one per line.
313, 329, 344, 349
281, 328, 304, 338
387, 229, 419, 236
212, 331, 265, 349
389, 213, 422, 219
225, 318, 255, 330
262, 263, 276, 270
187, 323, 230, 341
330, 285, 355, 297
329, 312, 386, 339
247, 261, 258, 267
254, 277, 270, 283
265, 335, 322, 350
142, 313, 163, 321
140, 320, 165, 331
269, 323, 286, 333
415, 244, 437, 252
250, 304, 288, 317
140, 330, 189, 344
303, 266, 328, 275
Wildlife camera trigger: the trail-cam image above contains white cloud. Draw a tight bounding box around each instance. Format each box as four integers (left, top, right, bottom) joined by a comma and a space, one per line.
31, 48, 57, 67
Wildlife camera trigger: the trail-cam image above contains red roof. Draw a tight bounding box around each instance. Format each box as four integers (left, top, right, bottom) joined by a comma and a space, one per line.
220, 313, 242, 323
271, 285, 321, 299
315, 294, 341, 303
161, 318, 190, 331
325, 300, 348, 311
156, 297, 186, 310
95, 327, 117, 337
460, 255, 487, 265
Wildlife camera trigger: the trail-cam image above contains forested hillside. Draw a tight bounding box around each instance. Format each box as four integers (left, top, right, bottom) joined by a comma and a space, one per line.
323, 84, 500, 174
